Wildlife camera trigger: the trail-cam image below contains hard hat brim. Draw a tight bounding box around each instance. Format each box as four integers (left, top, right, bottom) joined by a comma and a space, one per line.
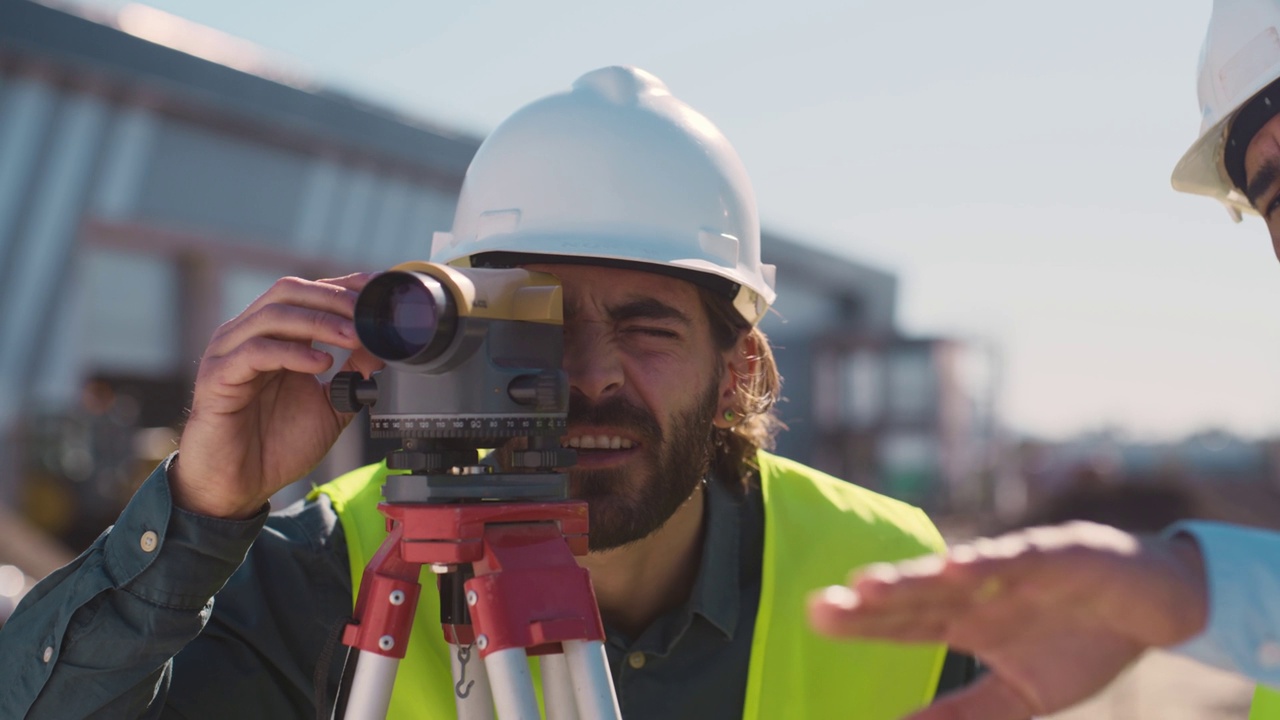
442, 234, 777, 326
1171, 117, 1254, 221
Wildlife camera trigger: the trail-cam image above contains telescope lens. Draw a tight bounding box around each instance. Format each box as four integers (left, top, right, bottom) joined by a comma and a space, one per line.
355, 271, 458, 363
389, 282, 436, 349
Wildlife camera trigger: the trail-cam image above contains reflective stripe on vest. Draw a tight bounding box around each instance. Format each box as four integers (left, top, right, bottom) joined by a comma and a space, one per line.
313, 451, 948, 719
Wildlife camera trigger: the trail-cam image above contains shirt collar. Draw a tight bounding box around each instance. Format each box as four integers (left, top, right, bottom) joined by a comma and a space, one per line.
685, 475, 742, 640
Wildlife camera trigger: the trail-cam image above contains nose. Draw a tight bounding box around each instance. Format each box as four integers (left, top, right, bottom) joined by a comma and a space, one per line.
562, 322, 624, 403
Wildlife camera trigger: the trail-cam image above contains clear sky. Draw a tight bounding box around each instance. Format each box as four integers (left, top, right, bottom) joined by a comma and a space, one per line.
72, 0, 1280, 441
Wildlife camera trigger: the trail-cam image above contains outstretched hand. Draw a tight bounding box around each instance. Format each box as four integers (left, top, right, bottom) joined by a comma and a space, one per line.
808, 521, 1209, 720
172, 273, 384, 519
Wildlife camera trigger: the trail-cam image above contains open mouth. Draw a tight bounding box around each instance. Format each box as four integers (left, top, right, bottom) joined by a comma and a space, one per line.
560, 430, 642, 468
561, 434, 636, 450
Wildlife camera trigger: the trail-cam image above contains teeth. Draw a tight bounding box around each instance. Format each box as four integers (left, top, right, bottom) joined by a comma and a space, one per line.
560, 435, 636, 449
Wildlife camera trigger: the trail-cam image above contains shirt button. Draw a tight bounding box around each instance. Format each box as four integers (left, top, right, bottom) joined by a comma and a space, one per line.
139, 530, 158, 553
1259, 641, 1280, 668
42, 646, 53, 663
627, 652, 646, 669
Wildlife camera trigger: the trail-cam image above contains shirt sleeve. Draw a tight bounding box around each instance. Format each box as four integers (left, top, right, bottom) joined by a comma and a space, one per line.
1165, 519, 1280, 688
0, 453, 267, 719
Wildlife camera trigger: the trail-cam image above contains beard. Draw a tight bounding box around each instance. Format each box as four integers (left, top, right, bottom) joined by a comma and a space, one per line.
568, 379, 720, 552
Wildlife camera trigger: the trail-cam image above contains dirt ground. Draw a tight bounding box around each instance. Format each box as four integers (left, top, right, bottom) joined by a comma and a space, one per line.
1044, 650, 1255, 720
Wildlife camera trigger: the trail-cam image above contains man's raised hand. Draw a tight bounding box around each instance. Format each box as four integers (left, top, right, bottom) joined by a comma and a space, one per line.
808, 521, 1209, 720
171, 273, 384, 519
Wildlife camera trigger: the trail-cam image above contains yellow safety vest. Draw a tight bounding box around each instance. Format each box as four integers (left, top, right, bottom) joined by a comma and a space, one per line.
1251, 686, 1280, 717
313, 450, 948, 719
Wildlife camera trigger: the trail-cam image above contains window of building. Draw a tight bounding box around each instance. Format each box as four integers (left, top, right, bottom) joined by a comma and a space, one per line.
842, 349, 883, 429
80, 247, 179, 374
886, 346, 935, 425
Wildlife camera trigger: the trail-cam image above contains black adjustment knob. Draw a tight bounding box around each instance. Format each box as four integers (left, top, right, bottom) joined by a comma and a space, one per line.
509, 447, 577, 470
330, 371, 374, 413
387, 450, 437, 472
507, 371, 568, 412
534, 370, 564, 412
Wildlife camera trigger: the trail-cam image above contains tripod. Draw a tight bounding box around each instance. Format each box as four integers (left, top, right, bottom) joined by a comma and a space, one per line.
339, 490, 623, 719
325, 262, 618, 718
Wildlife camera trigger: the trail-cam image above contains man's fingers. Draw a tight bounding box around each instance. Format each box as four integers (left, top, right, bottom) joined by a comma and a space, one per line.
846, 541, 1071, 620
808, 584, 973, 645
241, 275, 363, 315
904, 675, 1041, 720
203, 337, 335, 390
810, 553, 1034, 653
808, 557, 976, 635
807, 584, 931, 634
209, 303, 360, 358
843, 555, 996, 616
219, 276, 366, 338
316, 271, 379, 291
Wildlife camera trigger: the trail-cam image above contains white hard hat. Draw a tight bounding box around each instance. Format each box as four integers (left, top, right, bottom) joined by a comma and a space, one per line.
1172, 0, 1280, 221
430, 66, 777, 326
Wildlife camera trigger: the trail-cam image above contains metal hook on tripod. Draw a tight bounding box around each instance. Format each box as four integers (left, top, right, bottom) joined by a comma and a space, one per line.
455, 643, 475, 698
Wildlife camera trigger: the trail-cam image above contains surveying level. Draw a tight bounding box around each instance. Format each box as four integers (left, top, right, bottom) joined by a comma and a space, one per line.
330, 262, 622, 720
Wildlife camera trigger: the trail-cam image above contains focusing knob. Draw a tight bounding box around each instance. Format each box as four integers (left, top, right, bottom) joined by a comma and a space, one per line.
535, 371, 564, 412
507, 371, 568, 412
386, 448, 477, 472
387, 450, 442, 473
330, 372, 377, 413
509, 447, 577, 470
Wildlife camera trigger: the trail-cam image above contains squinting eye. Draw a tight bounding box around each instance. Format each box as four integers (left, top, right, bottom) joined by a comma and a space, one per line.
628, 327, 678, 339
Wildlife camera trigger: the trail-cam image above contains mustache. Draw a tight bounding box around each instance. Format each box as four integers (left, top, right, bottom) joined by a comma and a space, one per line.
567, 393, 662, 443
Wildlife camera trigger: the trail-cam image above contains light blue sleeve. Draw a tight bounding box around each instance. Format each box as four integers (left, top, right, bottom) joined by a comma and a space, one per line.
1165, 520, 1280, 688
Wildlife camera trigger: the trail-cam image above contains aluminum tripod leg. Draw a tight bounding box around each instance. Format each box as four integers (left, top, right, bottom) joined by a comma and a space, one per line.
343, 651, 400, 720
344, 599, 620, 719
340, 501, 621, 719
540, 653, 581, 720
451, 641, 495, 720
341, 520, 420, 720
462, 519, 621, 720
485, 647, 542, 719
450, 643, 609, 720
562, 640, 616, 719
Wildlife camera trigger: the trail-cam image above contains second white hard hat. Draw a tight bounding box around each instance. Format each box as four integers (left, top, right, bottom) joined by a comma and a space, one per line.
1172, 0, 1280, 221
430, 66, 777, 326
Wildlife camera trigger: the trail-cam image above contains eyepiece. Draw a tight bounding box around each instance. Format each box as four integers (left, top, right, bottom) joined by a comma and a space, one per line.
354, 271, 458, 363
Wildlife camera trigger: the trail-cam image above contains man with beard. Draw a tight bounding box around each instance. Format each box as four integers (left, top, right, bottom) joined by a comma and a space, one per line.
1, 66, 970, 719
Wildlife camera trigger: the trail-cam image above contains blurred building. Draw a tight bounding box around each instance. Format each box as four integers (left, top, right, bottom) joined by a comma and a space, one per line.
0, 0, 475, 535
0, 0, 1003, 553
809, 334, 1003, 514
759, 235, 1005, 514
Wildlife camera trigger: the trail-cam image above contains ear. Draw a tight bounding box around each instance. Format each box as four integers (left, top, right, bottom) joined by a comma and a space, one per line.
712, 330, 757, 429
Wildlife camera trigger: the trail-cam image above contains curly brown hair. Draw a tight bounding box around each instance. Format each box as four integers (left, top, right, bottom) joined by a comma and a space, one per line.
699, 287, 785, 490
